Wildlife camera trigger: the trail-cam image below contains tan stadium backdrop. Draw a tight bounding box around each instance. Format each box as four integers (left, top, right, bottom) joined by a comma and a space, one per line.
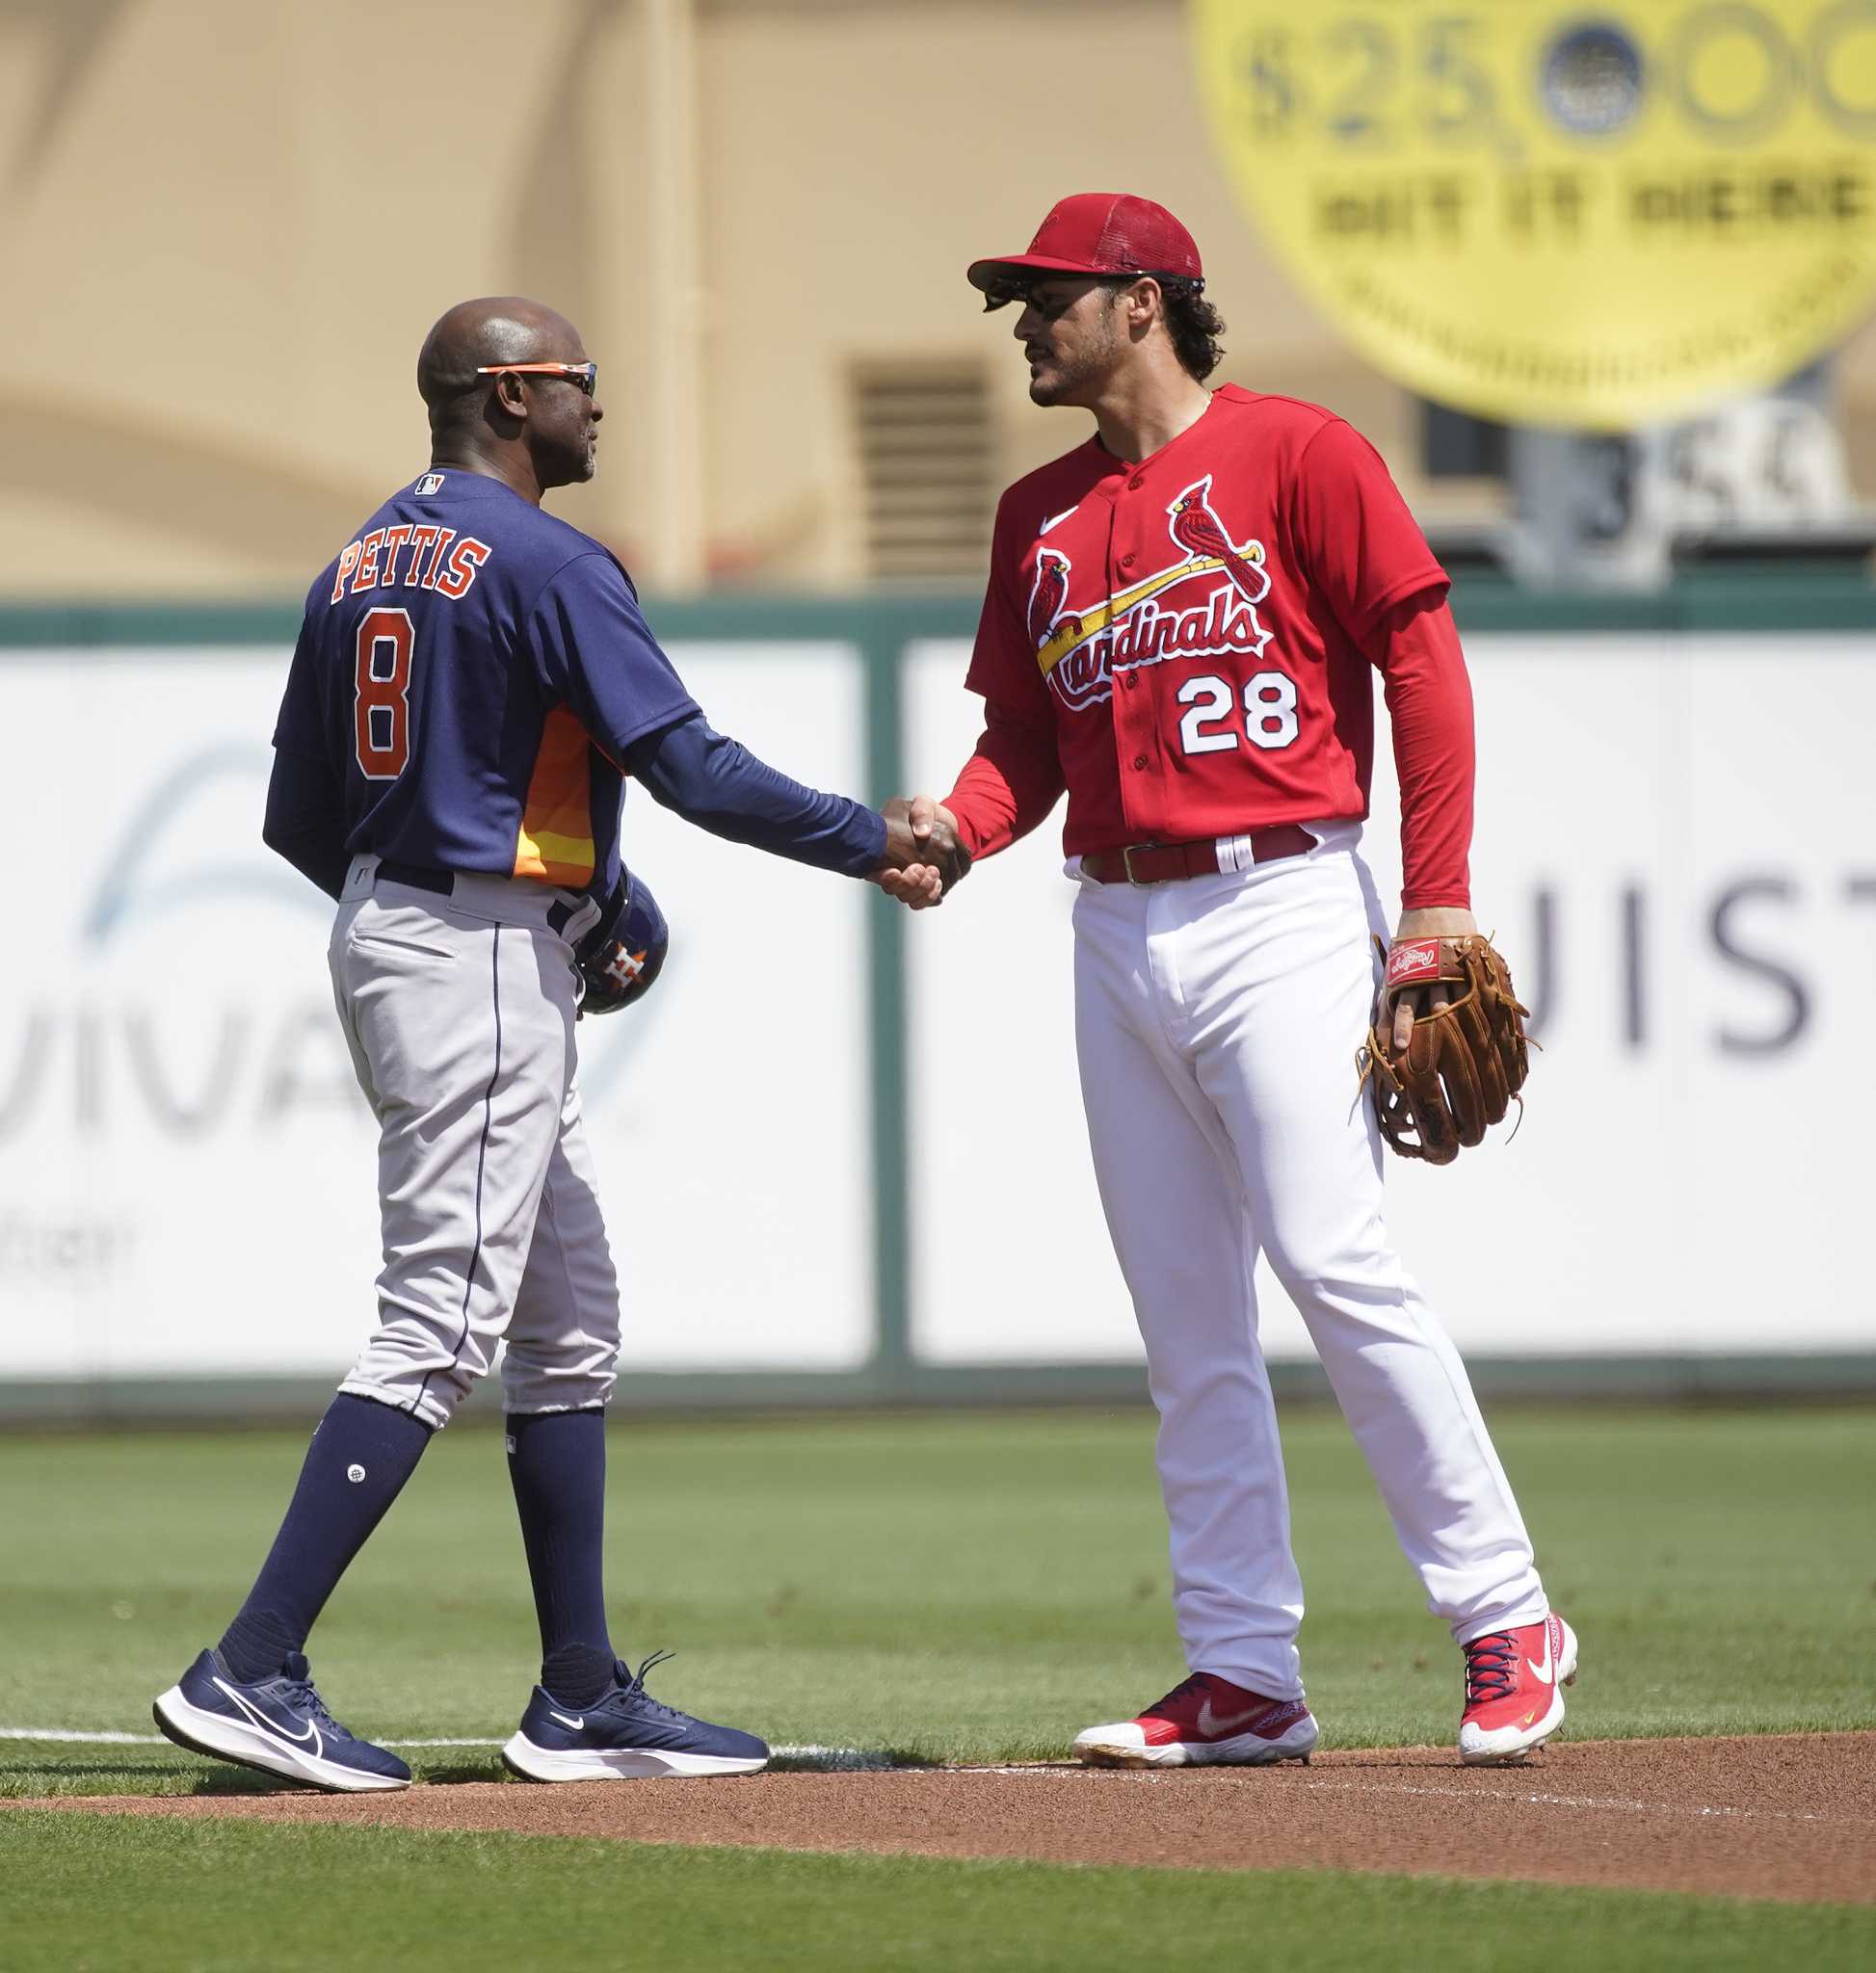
1, 584, 1872, 1422
3, 0, 1876, 603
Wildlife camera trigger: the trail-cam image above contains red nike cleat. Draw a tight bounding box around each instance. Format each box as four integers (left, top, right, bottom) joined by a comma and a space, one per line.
1073, 1672, 1319, 1769
1459, 1612, 1579, 1765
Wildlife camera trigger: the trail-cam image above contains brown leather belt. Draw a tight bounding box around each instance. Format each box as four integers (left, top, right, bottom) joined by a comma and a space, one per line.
1080, 826, 1314, 886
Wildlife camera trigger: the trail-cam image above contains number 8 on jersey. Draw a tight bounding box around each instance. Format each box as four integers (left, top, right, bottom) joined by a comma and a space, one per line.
355, 608, 413, 780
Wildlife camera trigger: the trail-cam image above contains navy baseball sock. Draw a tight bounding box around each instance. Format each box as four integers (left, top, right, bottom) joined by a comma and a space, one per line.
506, 1407, 615, 1705
217, 1393, 433, 1682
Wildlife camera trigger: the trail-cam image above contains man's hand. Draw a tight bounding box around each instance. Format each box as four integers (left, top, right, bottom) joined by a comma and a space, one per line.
875, 796, 966, 910
1384, 906, 1478, 1053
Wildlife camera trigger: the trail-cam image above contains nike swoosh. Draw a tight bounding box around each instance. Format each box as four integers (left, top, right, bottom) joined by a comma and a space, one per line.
1525, 1635, 1554, 1684
549, 1710, 585, 1730
1196, 1698, 1267, 1737
216, 1678, 323, 1756
1038, 505, 1078, 536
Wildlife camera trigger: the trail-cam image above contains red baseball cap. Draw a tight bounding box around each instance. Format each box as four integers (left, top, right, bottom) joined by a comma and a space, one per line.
967, 193, 1203, 309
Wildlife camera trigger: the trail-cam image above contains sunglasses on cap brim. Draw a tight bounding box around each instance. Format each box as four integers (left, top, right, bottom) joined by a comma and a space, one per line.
979, 273, 1204, 315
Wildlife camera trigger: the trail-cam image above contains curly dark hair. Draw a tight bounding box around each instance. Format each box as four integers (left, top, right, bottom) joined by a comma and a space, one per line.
1099, 276, 1227, 381
1161, 281, 1227, 382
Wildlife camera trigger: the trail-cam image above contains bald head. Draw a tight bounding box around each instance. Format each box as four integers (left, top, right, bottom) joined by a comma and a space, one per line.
415, 296, 601, 501
417, 296, 585, 425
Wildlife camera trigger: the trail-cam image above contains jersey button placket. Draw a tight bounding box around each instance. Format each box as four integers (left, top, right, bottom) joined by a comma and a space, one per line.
1108, 498, 1150, 827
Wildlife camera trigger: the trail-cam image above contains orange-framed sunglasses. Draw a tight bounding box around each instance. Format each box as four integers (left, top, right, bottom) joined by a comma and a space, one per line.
475, 361, 598, 396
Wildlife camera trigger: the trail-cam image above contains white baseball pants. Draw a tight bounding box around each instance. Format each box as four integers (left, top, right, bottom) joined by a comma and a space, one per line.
1070, 825, 1547, 1700
330, 856, 621, 1431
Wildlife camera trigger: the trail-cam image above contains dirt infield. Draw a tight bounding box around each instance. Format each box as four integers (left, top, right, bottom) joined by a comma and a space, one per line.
19, 1734, 1874, 1905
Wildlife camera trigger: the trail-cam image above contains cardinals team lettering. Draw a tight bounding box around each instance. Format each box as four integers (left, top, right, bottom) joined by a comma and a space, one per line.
1032, 477, 1274, 713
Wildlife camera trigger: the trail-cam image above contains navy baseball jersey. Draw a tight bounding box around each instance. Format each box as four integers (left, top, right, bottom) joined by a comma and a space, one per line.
274, 469, 699, 894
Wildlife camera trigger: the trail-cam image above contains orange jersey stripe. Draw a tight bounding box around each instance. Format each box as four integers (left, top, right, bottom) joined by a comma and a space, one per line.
514, 705, 595, 885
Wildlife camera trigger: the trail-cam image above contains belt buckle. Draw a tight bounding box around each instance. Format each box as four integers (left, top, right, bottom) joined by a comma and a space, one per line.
1122, 844, 1157, 887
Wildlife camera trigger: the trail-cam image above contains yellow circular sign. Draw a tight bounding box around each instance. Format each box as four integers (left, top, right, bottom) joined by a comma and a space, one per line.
1190, 1, 1876, 427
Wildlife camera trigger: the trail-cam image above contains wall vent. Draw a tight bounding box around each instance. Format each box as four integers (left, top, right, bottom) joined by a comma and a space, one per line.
851, 358, 995, 583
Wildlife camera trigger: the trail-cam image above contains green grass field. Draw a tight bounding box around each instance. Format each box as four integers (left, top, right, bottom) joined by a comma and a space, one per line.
7, 1813, 1873, 1973
2, 1405, 1871, 1969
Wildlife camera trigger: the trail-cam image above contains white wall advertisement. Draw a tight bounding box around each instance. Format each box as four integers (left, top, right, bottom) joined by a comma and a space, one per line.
906, 636, 1876, 1364
0, 645, 873, 1382
2, 634, 1869, 1392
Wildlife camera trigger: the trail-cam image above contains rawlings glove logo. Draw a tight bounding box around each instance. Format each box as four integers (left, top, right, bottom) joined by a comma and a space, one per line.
1387, 939, 1441, 986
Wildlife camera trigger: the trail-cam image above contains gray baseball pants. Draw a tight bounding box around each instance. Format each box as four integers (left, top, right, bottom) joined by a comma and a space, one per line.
329, 855, 618, 1430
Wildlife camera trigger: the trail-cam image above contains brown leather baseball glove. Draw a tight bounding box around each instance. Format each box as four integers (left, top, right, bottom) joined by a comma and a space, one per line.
1361, 934, 1531, 1165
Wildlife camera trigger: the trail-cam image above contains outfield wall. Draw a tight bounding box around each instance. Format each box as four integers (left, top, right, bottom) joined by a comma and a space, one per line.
2, 583, 1871, 1419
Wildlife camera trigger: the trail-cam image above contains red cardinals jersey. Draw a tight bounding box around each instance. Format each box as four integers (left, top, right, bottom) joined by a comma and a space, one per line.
951, 386, 1474, 905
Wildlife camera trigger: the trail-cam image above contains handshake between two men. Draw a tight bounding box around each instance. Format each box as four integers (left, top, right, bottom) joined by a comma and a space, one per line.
874, 795, 968, 908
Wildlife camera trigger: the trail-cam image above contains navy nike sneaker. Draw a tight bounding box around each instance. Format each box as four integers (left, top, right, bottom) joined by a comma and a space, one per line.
152, 1647, 411, 1793
502, 1651, 770, 1781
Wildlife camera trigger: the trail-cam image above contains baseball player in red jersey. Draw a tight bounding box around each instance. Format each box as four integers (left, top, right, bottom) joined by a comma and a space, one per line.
883, 195, 1577, 1766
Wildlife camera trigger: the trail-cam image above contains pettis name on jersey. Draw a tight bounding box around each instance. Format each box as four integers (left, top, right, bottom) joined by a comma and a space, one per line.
330, 523, 492, 601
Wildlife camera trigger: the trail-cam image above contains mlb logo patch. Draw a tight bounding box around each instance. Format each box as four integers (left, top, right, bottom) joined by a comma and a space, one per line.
415, 472, 445, 495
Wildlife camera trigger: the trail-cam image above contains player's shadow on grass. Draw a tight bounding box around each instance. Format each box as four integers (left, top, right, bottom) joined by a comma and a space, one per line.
190, 1768, 312, 1796
416, 1761, 502, 1786
182, 1759, 504, 1794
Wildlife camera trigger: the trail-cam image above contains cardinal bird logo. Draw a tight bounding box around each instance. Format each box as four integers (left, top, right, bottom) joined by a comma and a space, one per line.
1166, 477, 1270, 606
1027, 546, 1076, 650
